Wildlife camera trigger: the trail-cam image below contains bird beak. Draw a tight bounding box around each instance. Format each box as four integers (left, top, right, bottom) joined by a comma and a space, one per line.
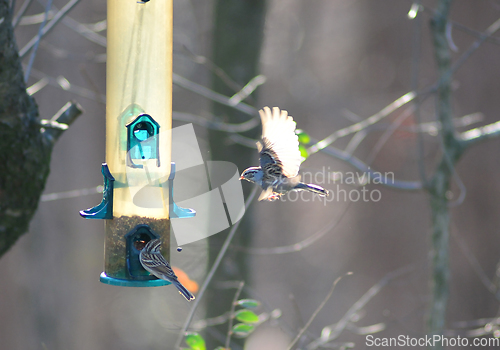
239, 175, 244, 180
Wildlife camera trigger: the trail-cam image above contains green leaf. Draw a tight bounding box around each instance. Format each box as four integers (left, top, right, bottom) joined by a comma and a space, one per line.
299, 144, 308, 159
296, 129, 311, 144
232, 323, 255, 338
234, 309, 259, 324
236, 299, 261, 309
185, 332, 206, 350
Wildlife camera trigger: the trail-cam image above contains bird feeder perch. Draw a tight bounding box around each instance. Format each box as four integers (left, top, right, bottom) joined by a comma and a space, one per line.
80, 0, 194, 287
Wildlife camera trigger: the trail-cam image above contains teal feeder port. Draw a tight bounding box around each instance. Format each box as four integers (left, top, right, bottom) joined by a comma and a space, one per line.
100, 224, 169, 287
126, 114, 160, 168
125, 224, 161, 279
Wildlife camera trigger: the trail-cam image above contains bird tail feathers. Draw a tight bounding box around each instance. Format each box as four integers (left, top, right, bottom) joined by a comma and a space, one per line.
174, 280, 195, 301
295, 182, 330, 197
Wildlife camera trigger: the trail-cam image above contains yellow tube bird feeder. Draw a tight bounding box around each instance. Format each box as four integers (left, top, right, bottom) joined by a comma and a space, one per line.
80, 0, 194, 287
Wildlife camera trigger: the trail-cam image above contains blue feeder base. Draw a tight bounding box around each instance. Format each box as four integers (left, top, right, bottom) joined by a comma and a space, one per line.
99, 272, 171, 287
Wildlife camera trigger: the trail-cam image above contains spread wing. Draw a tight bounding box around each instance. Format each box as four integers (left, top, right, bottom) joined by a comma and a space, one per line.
257, 107, 301, 178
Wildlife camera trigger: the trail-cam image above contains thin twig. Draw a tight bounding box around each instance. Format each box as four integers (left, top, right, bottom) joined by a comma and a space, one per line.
453, 317, 500, 329
12, 0, 35, 28
409, 0, 430, 187
307, 91, 417, 155
27, 70, 260, 112
79, 64, 105, 103
28, 67, 106, 102
40, 41, 106, 62
289, 293, 306, 331
173, 73, 257, 116
452, 20, 500, 46
445, 21, 458, 52
19, 0, 81, 59
448, 17, 500, 77
460, 120, 500, 146
343, 129, 369, 156
228, 75, 266, 106
327, 112, 480, 158
345, 322, 386, 335
365, 105, 416, 165
42, 101, 84, 144
41, 186, 102, 202
180, 44, 243, 94
62, 15, 106, 47
226, 281, 245, 349
175, 187, 258, 350
18, 11, 105, 33
31, 0, 106, 47
314, 141, 423, 191
24, 0, 53, 82
20, 4, 105, 46
418, 2, 500, 46
287, 274, 350, 350
26, 77, 49, 95
451, 226, 498, 297
173, 111, 260, 133
190, 311, 232, 330
234, 202, 350, 255
306, 265, 415, 350
16, 9, 54, 25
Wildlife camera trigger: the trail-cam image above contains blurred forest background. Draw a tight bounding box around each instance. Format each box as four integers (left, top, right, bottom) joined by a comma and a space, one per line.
1, 0, 500, 349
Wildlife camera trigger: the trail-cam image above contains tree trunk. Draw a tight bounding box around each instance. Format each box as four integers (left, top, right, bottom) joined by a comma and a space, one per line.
0, 1, 81, 258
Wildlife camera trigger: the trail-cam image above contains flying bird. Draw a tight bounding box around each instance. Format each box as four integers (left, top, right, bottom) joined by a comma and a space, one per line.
240, 106, 330, 201
139, 239, 195, 301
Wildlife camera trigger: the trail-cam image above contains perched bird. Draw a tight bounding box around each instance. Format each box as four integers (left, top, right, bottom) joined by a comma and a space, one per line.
139, 239, 195, 301
240, 106, 330, 201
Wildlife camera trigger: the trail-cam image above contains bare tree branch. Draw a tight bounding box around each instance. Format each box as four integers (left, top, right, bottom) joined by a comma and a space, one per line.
409, 0, 429, 186
19, 0, 80, 59
287, 274, 349, 350
306, 265, 414, 350
448, 17, 500, 77
173, 73, 257, 116
234, 203, 350, 255
11, 0, 34, 28
365, 105, 416, 165
41, 185, 101, 202
307, 91, 417, 155
24, 0, 52, 82
173, 111, 260, 133
427, 0, 460, 345
459, 120, 500, 146
452, 227, 498, 298
42, 100, 83, 144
